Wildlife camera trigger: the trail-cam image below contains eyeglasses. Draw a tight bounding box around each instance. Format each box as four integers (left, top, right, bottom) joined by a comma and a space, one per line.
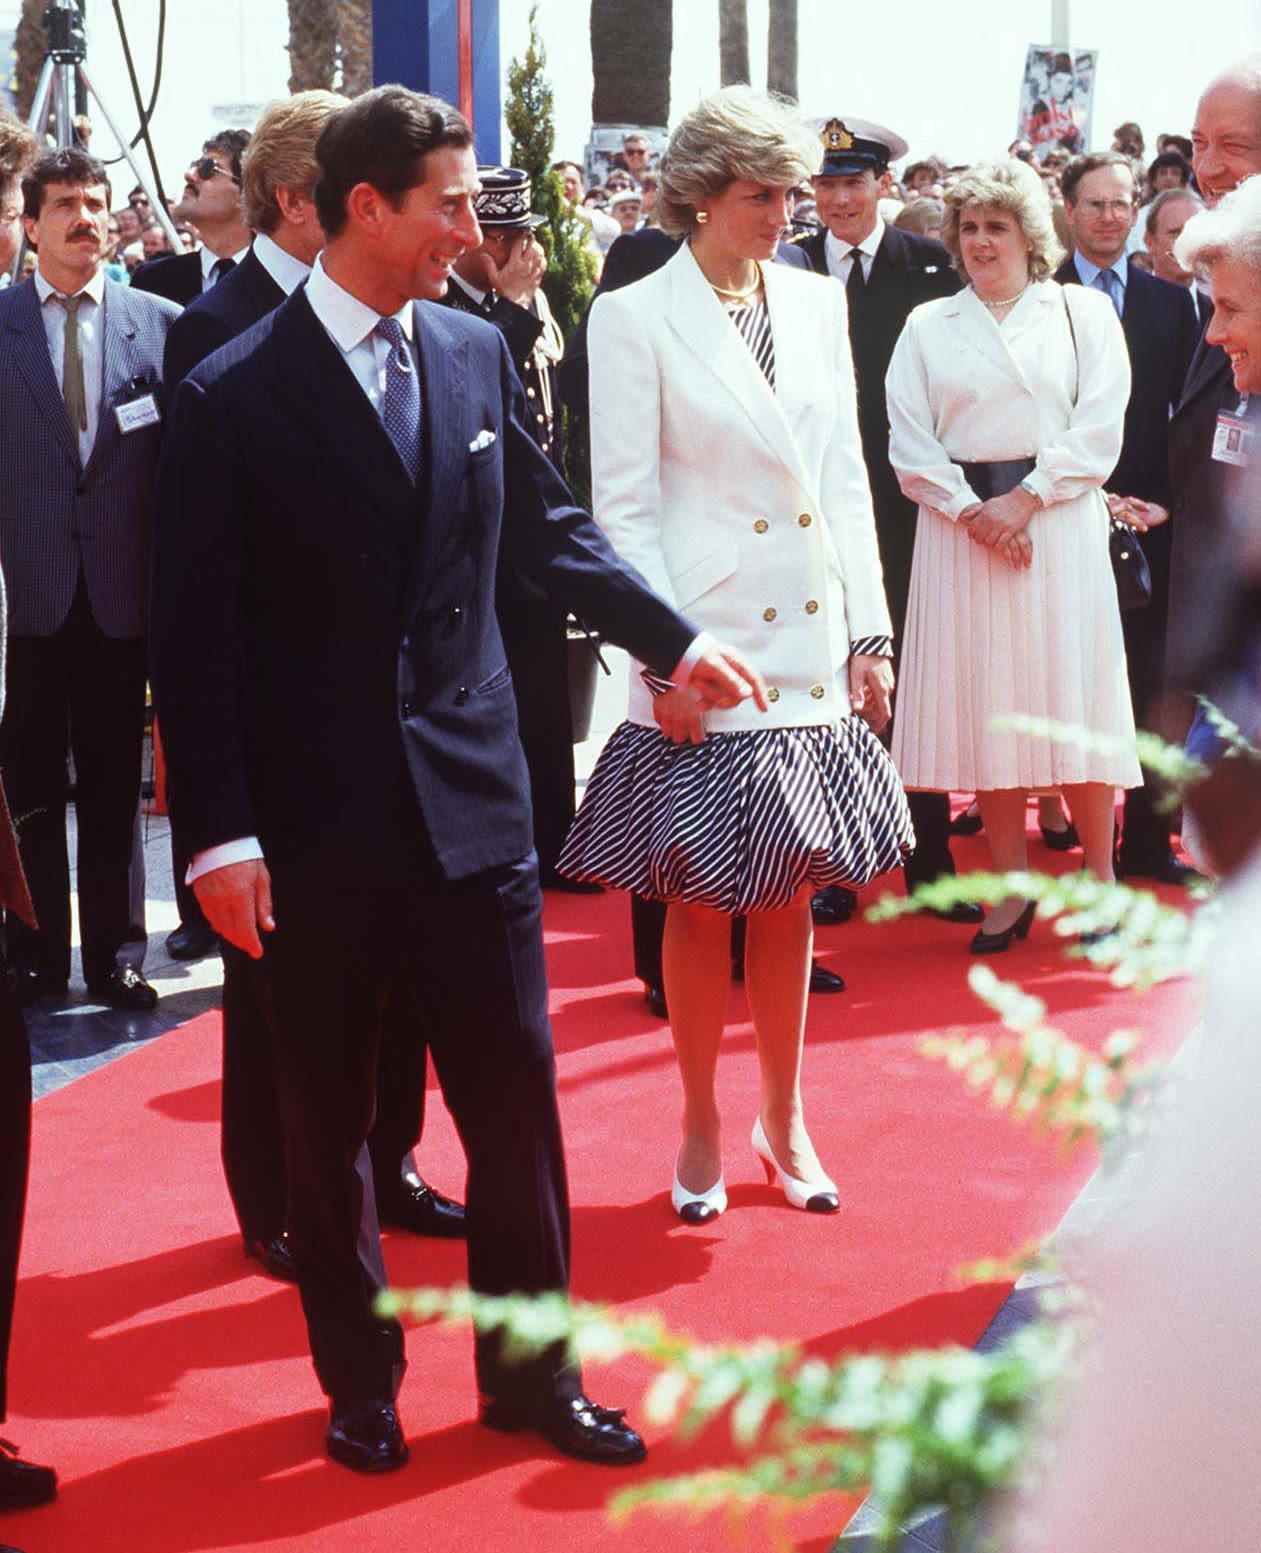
1080, 198, 1134, 217
190, 156, 240, 186
129, 193, 150, 207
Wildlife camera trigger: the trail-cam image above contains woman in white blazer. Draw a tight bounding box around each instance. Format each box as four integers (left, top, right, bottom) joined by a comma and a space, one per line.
559, 89, 912, 1223
885, 159, 1140, 954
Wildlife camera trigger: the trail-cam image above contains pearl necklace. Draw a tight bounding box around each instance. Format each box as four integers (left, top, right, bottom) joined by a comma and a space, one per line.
978, 283, 1030, 311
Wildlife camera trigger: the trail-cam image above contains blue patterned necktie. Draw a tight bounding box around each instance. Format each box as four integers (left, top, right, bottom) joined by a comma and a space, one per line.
375, 315, 421, 483
1094, 267, 1122, 317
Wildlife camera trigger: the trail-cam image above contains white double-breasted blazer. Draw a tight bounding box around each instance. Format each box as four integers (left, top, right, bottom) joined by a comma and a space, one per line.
587, 241, 891, 732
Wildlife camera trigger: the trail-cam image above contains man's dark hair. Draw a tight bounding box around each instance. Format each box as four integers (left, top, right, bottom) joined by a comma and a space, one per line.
314, 86, 471, 239
1147, 148, 1191, 187
203, 128, 252, 183
22, 147, 111, 218
1060, 150, 1136, 207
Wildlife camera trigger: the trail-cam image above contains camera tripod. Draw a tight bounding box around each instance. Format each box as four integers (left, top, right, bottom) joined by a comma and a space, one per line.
26, 1, 177, 245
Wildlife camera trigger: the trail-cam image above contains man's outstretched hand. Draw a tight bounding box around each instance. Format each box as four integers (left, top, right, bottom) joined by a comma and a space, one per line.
683, 645, 769, 712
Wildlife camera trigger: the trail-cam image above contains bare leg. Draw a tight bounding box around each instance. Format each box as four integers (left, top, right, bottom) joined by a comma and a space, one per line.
1061, 782, 1118, 879
976, 788, 1031, 935
743, 888, 825, 1183
662, 901, 732, 1193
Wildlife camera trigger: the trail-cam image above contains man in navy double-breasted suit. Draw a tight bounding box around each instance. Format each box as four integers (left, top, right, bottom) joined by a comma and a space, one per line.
151, 87, 762, 1476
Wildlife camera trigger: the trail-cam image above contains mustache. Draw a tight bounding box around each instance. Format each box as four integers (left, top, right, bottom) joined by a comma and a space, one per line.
67, 227, 98, 241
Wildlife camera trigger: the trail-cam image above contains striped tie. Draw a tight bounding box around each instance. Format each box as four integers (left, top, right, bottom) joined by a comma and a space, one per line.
376, 316, 421, 484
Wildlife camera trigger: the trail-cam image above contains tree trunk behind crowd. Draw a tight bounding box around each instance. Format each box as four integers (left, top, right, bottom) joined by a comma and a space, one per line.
337, 0, 374, 98
287, 0, 338, 92
766, 0, 797, 99
590, 0, 671, 126
718, 0, 749, 86
13, 0, 46, 121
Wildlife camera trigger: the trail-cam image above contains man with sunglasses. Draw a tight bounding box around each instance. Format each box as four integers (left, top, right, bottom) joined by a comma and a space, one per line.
131, 130, 252, 308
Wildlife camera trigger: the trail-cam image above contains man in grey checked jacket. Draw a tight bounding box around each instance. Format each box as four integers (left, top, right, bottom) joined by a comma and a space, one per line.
0, 147, 178, 1010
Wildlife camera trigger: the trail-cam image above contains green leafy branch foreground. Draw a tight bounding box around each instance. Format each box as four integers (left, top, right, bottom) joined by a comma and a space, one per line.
380, 879, 1181, 1550
383, 726, 1212, 1547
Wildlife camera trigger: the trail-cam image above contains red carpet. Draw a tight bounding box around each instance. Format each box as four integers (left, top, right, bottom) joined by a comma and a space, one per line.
4, 838, 1196, 1553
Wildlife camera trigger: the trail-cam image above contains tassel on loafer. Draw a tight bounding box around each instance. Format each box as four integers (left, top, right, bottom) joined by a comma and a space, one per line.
750, 1118, 839, 1214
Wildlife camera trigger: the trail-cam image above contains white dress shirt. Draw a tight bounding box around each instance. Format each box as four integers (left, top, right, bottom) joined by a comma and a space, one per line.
251, 231, 311, 297
199, 241, 252, 292
34, 265, 105, 466
824, 216, 885, 286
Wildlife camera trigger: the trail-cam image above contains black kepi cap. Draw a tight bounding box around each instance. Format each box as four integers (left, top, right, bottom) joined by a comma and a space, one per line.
474, 165, 547, 229
815, 117, 909, 176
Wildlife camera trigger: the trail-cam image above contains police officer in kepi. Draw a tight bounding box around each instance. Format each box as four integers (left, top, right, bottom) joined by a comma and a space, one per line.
439, 167, 596, 889
795, 118, 981, 924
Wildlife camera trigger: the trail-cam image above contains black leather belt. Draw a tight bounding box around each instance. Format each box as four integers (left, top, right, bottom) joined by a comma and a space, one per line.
954, 457, 1038, 501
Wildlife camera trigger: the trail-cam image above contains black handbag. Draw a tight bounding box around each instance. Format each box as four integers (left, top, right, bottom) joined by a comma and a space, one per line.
1108, 516, 1153, 613
1062, 288, 1151, 613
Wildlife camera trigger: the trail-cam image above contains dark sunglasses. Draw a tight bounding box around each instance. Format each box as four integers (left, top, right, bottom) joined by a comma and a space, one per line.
191, 156, 240, 186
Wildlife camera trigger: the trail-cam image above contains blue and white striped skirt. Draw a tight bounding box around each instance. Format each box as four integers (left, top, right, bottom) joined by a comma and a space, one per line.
557, 717, 914, 914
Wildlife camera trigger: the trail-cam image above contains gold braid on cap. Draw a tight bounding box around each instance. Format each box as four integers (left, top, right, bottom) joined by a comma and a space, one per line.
821, 118, 854, 153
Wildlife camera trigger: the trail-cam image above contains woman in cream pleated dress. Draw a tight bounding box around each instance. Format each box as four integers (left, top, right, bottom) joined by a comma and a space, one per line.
886, 159, 1140, 951
559, 89, 912, 1221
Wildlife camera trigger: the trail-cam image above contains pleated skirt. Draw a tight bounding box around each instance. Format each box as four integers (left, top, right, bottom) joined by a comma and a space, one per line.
557, 716, 914, 914
892, 492, 1142, 791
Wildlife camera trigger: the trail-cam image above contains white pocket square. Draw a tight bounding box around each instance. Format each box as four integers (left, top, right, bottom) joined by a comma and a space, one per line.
469, 429, 497, 453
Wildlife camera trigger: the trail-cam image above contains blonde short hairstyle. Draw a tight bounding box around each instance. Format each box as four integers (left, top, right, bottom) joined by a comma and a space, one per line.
0, 110, 38, 186
656, 86, 818, 238
1174, 175, 1261, 279
941, 158, 1064, 283
242, 90, 348, 234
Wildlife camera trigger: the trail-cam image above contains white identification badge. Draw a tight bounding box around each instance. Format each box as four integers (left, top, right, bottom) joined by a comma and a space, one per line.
1212, 409, 1253, 467
115, 394, 161, 434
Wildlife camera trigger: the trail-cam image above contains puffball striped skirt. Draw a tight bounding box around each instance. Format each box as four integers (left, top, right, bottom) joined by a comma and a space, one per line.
557, 717, 914, 915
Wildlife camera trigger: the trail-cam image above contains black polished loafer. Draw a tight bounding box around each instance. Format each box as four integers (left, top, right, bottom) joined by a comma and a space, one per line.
326, 1401, 408, 1473
480, 1393, 647, 1465
244, 1232, 299, 1283
1116, 852, 1202, 887
809, 961, 846, 994
811, 885, 856, 926
378, 1176, 466, 1239
165, 920, 219, 960
644, 983, 668, 1019
924, 902, 985, 925
0, 1439, 58, 1508
86, 966, 158, 1011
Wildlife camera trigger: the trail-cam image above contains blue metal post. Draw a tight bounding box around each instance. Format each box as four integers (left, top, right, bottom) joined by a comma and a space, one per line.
371, 0, 501, 163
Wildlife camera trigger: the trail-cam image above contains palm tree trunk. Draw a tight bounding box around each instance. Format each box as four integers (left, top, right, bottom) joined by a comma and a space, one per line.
590, 0, 672, 126
337, 0, 374, 98
13, 0, 47, 121
718, 0, 749, 87
287, 0, 338, 93
767, 0, 798, 99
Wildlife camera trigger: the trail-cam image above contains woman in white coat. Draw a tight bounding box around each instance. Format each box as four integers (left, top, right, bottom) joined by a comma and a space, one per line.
886, 159, 1140, 953
559, 89, 912, 1222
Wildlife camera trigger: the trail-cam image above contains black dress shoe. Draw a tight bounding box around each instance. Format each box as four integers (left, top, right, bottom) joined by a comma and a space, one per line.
326, 1401, 408, 1473
924, 902, 985, 925
243, 1232, 299, 1283
11, 969, 68, 1006
644, 983, 668, 1019
0, 1439, 57, 1508
949, 806, 984, 836
811, 885, 856, 926
1116, 852, 1202, 887
809, 961, 846, 994
165, 919, 219, 960
480, 1392, 647, 1466
970, 900, 1037, 955
1039, 821, 1080, 851
86, 966, 158, 1011
378, 1176, 466, 1239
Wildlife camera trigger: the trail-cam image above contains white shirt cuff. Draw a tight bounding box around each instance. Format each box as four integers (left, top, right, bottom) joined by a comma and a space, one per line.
670, 631, 717, 684
187, 837, 265, 884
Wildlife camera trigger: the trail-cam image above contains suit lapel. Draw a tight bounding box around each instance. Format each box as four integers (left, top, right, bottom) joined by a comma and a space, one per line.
272, 290, 416, 525
84, 281, 144, 478
5, 279, 80, 469
1176, 332, 1232, 418
664, 244, 810, 491
414, 301, 468, 534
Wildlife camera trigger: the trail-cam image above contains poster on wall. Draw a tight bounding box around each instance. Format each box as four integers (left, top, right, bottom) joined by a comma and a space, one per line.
1017, 46, 1097, 160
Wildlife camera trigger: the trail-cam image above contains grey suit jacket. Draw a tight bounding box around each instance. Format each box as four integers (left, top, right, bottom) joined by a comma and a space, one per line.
0, 276, 180, 639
